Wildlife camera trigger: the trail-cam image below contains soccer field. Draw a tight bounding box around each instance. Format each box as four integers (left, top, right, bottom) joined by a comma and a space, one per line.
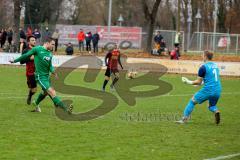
0, 65, 240, 160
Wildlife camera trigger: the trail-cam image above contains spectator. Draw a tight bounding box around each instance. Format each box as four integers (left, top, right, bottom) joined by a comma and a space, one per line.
0, 28, 7, 48
174, 32, 181, 47
85, 31, 92, 53
159, 39, 168, 54
77, 29, 85, 52
52, 29, 61, 52
92, 31, 100, 53
0, 29, 2, 46
19, 38, 27, 53
43, 27, 51, 42
154, 31, 163, 44
174, 32, 181, 57
32, 28, 41, 42
0, 29, 3, 48
65, 43, 74, 55
7, 28, 13, 46
170, 47, 179, 60
19, 27, 26, 40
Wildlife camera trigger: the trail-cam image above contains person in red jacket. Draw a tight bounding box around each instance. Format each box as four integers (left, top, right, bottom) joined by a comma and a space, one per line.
77, 29, 85, 52
170, 47, 179, 60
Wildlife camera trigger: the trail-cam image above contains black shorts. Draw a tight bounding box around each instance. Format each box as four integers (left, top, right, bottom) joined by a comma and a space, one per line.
27, 75, 37, 88
104, 68, 119, 77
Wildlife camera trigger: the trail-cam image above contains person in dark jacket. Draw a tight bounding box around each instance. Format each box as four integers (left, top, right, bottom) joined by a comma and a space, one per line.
7, 28, 13, 46
85, 31, 92, 53
0, 29, 2, 48
43, 27, 51, 42
19, 38, 27, 53
19, 27, 26, 40
154, 31, 163, 44
92, 31, 100, 53
0, 28, 7, 48
32, 28, 41, 43
65, 43, 74, 55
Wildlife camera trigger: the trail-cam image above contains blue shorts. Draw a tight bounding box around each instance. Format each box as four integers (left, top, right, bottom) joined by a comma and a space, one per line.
193, 89, 221, 106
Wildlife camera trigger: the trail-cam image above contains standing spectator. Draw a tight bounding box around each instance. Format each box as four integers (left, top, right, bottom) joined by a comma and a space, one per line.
174, 32, 181, 47
0, 28, 7, 48
19, 38, 27, 53
92, 31, 100, 53
85, 31, 92, 53
7, 28, 13, 46
32, 28, 41, 43
52, 29, 61, 52
65, 43, 74, 55
0, 29, 3, 48
154, 31, 163, 45
174, 32, 181, 57
77, 29, 85, 52
43, 27, 51, 42
19, 27, 26, 40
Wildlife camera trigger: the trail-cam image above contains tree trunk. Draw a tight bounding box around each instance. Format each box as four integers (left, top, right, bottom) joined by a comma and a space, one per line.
13, 0, 21, 51
141, 0, 162, 53
146, 20, 155, 52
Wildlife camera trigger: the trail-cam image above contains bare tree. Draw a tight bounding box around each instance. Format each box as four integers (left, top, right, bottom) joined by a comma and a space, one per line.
13, 0, 21, 48
141, 0, 162, 52
0, 0, 14, 27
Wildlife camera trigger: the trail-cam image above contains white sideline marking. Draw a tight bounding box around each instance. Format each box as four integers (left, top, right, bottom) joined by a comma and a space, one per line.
0, 92, 240, 99
204, 153, 240, 160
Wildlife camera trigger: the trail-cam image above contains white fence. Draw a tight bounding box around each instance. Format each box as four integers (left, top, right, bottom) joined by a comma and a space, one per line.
1, 53, 240, 77
189, 32, 240, 54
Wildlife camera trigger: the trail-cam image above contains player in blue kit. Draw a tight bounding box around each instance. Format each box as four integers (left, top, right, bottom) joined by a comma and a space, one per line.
176, 51, 222, 125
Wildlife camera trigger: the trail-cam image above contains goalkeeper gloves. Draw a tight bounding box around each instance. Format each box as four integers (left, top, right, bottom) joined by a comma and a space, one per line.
182, 77, 193, 85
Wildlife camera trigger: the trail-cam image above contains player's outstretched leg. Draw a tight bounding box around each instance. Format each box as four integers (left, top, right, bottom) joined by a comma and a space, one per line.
47, 87, 73, 114
209, 106, 220, 125
176, 99, 196, 124
52, 96, 73, 114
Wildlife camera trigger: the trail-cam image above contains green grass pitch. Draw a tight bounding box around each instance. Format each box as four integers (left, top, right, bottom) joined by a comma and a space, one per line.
0, 65, 240, 160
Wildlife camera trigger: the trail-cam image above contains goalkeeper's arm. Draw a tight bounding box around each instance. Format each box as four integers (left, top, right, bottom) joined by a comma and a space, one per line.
182, 76, 203, 85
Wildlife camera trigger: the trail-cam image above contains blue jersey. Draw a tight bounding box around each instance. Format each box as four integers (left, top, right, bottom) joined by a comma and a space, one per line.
198, 62, 222, 92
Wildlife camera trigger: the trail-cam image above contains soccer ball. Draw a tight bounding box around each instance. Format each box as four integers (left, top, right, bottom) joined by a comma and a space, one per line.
127, 71, 137, 79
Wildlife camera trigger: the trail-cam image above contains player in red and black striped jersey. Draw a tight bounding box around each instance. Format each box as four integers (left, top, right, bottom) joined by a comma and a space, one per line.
102, 44, 123, 91
20, 36, 37, 105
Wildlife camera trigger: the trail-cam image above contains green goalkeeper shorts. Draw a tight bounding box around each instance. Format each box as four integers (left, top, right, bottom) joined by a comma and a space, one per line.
35, 75, 51, 91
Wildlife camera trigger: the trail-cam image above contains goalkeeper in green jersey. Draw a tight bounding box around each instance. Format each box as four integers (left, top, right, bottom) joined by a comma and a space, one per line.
10, 38, 73, 114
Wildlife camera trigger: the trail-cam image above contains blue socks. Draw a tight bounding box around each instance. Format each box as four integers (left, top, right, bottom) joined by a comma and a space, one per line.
208, 106, 218, 113
184, 100, 195, 117
183, 100, 219, 119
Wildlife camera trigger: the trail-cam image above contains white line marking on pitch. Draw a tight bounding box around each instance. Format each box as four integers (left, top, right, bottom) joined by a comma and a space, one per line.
204, 153, 240, 160
0, 92, 240, 99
